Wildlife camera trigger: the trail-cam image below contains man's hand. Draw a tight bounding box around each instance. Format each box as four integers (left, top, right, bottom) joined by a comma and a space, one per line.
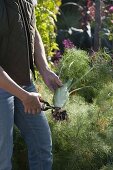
41, 69, 62, 91
21, 92, 42, 114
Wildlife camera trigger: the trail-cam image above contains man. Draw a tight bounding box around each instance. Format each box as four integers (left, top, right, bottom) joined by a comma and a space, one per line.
0, 0, 62, 170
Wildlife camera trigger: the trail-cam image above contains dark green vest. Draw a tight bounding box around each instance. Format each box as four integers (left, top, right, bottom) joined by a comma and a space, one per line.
0, 0, 35, 85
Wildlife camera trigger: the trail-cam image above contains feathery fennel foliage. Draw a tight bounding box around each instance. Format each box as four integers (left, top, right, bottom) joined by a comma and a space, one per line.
57, 48, 90, 83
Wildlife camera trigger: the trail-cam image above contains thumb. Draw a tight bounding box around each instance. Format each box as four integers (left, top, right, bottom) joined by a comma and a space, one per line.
55, 76, 63, 86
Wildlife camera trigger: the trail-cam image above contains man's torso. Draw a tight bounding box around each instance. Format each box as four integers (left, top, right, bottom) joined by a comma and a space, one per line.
0, 0, 36, 85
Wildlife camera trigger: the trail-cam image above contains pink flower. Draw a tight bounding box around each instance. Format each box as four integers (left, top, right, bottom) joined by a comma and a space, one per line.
111, 20, 113, 24
62, 39, 75, 49
109, 6, 113, 13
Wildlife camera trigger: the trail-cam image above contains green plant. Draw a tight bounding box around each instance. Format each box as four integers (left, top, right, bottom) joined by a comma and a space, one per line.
35, 0, 61, 57
100, 164, 113, 170
53, 79, 73, 108
12, 80, 113, 170
57, 48, 90, 83
76, 50, 113, 102
49, 95, 112, 170
56, 48, 112, 102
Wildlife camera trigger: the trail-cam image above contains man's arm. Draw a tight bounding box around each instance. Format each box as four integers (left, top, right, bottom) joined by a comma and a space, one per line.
34, 29, 49, 74
0, 66, 41, 114
34, 29, 62, 91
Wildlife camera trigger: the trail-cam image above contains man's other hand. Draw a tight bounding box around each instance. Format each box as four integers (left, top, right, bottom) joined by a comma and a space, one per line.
41, 69, 62, 91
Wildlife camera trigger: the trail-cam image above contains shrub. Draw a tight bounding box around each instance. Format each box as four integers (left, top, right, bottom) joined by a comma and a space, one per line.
56, 48, 113, 102
100, 164, 113, 170
12, 81, 113, 170
56, 48, 90, 83
49, 95, 112, 170
35, 0, 61, 57
80, 50, 113, 102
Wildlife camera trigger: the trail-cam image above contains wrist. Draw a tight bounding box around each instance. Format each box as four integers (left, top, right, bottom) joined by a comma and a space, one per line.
18, 89, 30, 102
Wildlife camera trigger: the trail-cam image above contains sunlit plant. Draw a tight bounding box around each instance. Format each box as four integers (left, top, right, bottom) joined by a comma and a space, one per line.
35, 0, 61, 57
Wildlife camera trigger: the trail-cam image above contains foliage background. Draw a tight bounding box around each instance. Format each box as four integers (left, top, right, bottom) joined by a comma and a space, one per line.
35, 0, 61, 57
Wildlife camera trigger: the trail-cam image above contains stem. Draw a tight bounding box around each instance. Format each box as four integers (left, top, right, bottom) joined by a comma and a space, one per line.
59, 55, 70, 78
69, 86, 93, 95
68, 67, 94, 90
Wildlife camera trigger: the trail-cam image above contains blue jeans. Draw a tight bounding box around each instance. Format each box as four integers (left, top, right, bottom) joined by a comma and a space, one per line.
0, 83, 52, 170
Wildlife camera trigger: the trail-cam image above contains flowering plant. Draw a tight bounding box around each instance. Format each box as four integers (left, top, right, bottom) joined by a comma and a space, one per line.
51, 39, 75, 65
62, 39, 75, 49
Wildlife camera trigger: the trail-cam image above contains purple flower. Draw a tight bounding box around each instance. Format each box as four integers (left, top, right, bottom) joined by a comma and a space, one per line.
54, 50, 62, 59
51, 50, 62, 64
109, 6, 113, 13
62, 39, 75, 49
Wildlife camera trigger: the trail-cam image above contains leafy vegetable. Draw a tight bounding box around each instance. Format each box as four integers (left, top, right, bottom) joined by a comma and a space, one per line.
57, 48, 90, 83
53, 66, 94, 108
53, 79, 73, 108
